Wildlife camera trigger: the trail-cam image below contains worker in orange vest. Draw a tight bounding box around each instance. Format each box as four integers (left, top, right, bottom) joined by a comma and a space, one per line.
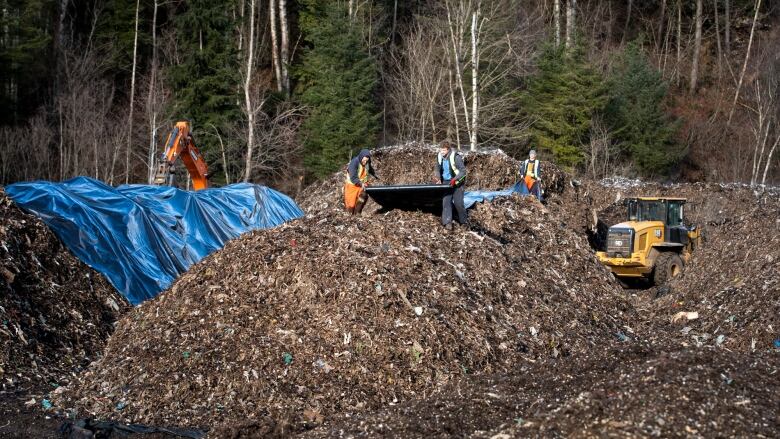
344, 149, 378, 215
520, 149, 543, 201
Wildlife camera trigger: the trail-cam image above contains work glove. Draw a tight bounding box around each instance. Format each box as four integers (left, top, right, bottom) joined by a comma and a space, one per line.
449, 179, 457, 187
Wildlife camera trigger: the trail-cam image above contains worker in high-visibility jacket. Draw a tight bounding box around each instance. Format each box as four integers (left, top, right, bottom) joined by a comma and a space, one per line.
344, 149, 378, 215
435, 141, 468, 230
520, 149, 543, 201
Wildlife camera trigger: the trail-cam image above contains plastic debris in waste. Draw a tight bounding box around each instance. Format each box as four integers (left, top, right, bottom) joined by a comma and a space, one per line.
41, 399, 52, 410
283, 352, 293, 365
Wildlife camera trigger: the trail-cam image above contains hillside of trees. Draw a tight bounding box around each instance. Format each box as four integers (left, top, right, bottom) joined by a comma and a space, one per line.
1, 0, 778, 190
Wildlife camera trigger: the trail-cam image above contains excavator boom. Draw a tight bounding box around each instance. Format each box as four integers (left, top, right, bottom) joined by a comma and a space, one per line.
153, 121, 209, 190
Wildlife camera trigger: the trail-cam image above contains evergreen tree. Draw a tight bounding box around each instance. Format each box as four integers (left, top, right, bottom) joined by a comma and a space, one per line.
0, 0, 55, 125
519, 44, 606, 168
605, 42, 682, 176
165, 0, 240, 171
296, 0, 379, 179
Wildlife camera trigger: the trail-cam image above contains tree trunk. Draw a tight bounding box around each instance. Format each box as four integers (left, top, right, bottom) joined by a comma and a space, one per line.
675, 0, 682, 86
554, 0, 561, 46
713, 0, 722, 82
728, 0, 762, 125
391, 0, 398, 44
269, 0, 282, 92
445, 0, 472, 144
244, 0, 256, 182
470, 7, 479, 151
622, 0, 633, 45
657, 0, 666, 52
565, 0, 575, 48
126, 0, 140, 184
761, 136, 779, 186
279, 0, 290, 96
147, 0, 159, 184
448, 69, 461, 149
724, 0, 730, 54
690, 0, 702, 92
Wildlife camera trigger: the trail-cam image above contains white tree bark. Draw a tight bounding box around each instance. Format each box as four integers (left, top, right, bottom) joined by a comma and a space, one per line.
690, 0, 702, 92
269, 0, 282, 93
565, 0, 575, 49
470, 7, 479, 151
147, 0, 159, 184
554, 0, 560, 46
243, 0, 257, 182
445, 0, 472, 143
126, 0, 140, 184
761, 136, 779, 186
727, 0, 762, 125
279, 0, 290, 96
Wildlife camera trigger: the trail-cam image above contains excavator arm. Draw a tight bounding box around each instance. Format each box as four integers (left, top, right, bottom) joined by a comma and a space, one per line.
153, 121, 209, 190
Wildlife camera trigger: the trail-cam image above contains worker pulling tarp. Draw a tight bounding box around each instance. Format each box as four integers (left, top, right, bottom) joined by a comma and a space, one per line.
5, 177, 303, 305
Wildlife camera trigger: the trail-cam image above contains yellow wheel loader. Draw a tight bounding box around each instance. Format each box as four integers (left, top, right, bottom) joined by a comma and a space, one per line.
596, 197, 701, 285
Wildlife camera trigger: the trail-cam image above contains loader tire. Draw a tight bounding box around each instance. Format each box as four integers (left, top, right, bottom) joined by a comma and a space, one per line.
653, 252, 684, 286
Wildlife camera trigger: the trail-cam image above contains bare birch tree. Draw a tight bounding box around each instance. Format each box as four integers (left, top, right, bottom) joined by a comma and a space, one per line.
269, 0, 282, 92
690, 0, 702, 92
728, 0, 762, 125
243, 0, 257, 182
126, 0, 140, 184
279, 0, 290, 96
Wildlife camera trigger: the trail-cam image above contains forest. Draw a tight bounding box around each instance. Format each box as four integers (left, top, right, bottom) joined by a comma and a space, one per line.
0, 0, 778, 191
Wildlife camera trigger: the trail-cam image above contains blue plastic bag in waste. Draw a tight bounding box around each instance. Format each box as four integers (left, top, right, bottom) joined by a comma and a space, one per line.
464, 182, 529, 209
6, 177, 303, 305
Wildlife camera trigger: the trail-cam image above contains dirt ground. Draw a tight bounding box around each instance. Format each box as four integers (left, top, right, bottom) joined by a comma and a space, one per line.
2, 145, 779, 438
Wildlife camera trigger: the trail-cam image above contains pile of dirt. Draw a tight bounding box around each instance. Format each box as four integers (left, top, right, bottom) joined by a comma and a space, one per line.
298, 143, 568, 216
303, 344, 779, 438
52, 192, 633, 431
0, 189, 129, 390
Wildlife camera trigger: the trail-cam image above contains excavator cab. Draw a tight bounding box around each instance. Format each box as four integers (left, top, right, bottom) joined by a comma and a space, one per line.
596, 197, 701, 285
153, 121, 209, 190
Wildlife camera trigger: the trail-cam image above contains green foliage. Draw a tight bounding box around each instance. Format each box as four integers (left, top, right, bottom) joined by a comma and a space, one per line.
605, 42, 682, 176
165, 0, 241, 171
0, 0, 55, 125
93, 0, 150, 76
520, 44, 607, 168
296, 0, 379, 179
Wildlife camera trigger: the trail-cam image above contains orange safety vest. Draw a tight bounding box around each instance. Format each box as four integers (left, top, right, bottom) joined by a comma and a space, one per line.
345, 163, 368, 185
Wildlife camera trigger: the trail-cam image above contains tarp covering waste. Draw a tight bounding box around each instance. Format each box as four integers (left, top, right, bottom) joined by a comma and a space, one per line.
6, 177, 303, 305
366, 182, 530, 210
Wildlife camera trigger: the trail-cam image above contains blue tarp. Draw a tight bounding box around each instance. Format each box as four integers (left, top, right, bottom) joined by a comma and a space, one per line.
464, 182, 529, 208
6, 177, 303, 305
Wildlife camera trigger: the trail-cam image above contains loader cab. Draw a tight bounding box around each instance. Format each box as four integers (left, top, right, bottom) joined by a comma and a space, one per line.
625, 197, 689, 245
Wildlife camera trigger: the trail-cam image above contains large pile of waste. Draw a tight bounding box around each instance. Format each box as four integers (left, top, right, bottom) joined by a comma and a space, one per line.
0, 190, 129, 390
298, 143, 568, 215
304, 344, 779, 438
52, 163, 632, 430
585, 182, 780, 352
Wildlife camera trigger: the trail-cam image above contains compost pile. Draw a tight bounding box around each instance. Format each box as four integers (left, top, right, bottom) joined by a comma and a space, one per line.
0, 189, 129, 390
297, 142, 568, 216
304, 344, 779, 438
650, 186, 780, 352
53, 189, 633, 430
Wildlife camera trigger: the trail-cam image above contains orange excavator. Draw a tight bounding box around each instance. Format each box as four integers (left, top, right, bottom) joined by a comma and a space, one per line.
152, 121, 209, 190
